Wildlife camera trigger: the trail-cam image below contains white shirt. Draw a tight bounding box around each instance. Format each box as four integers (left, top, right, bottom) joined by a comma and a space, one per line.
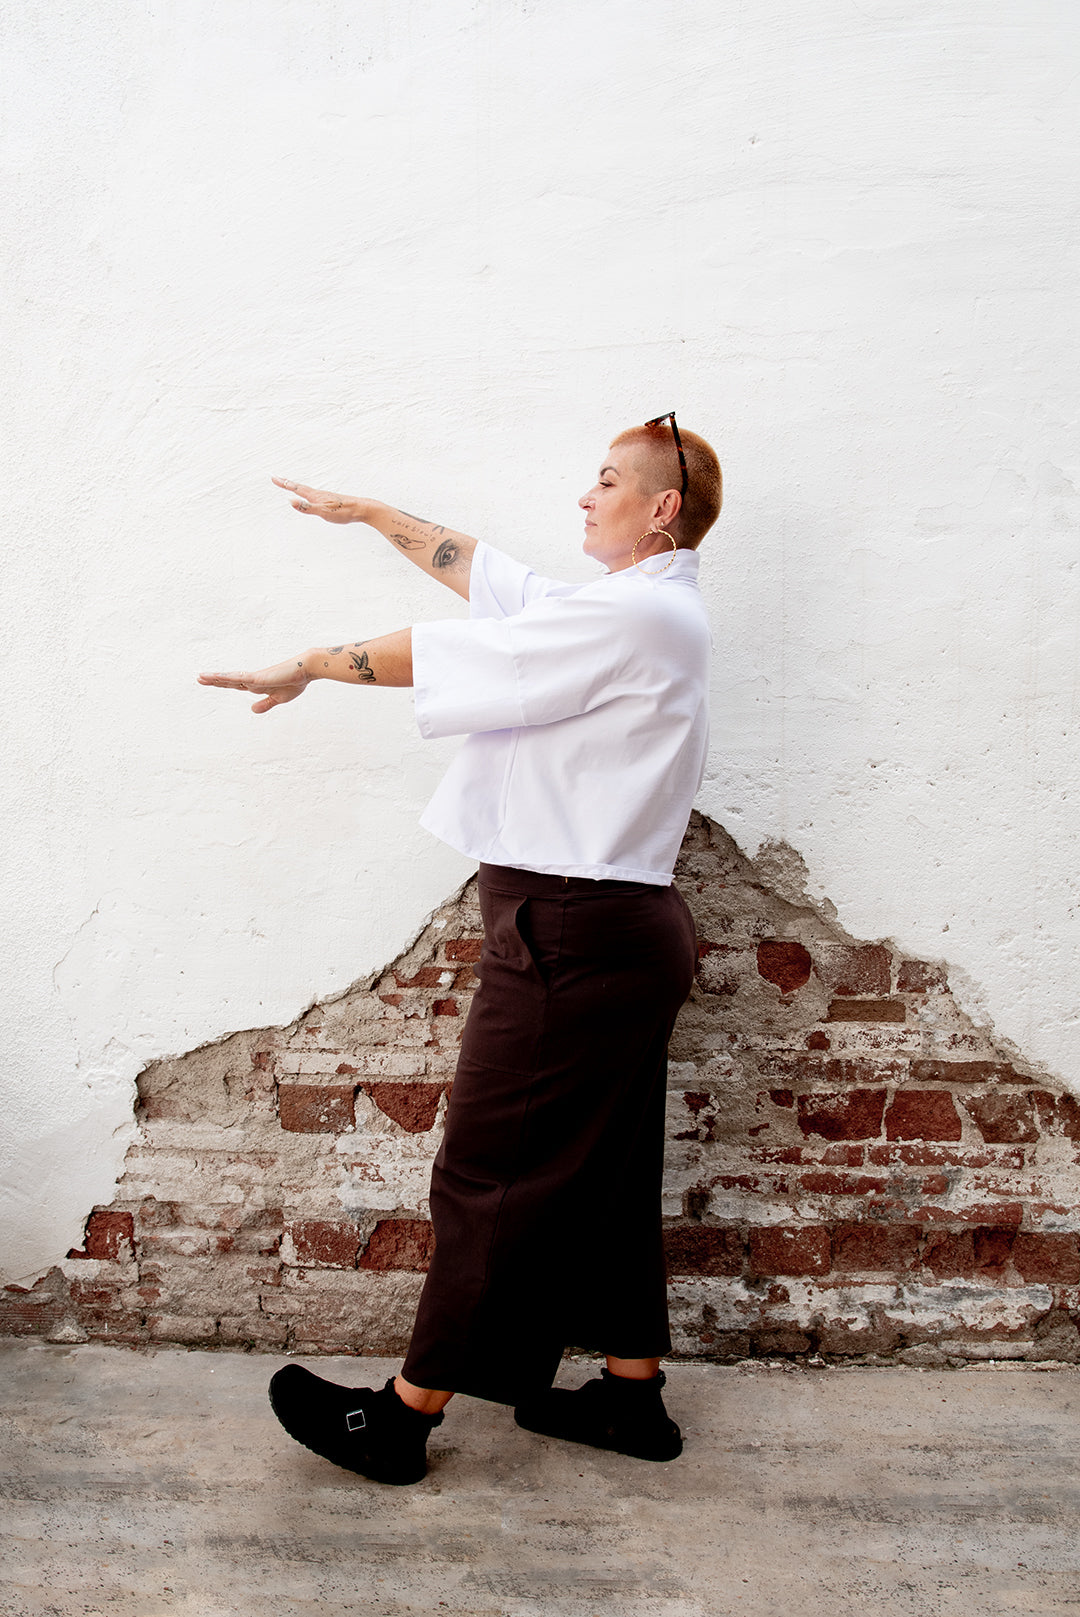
411, 540, 711, 885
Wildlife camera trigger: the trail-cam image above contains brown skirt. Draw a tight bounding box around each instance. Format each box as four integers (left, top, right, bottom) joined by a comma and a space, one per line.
400, 863, 697, 1406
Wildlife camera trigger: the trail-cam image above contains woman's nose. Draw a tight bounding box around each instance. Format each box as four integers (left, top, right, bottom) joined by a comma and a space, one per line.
578, 490, 592, 509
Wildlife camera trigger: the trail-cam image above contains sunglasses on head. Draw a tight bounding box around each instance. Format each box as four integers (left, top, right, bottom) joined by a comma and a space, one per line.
645, 411, 688, 500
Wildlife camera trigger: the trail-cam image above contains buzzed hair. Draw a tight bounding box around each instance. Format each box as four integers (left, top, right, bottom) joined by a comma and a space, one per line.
611, 421, 723, 548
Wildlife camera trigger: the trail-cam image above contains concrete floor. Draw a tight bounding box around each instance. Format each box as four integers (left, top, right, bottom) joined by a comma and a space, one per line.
2, 1343, 1079, 1617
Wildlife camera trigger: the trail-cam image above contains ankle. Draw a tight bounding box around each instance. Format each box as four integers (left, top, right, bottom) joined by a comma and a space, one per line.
393, 1374, 454, 1417
605, 1356, 661, 1381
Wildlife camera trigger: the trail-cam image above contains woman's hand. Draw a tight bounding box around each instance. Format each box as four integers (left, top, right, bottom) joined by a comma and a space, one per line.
272, 477, 361, 523
197, 658, 312, 714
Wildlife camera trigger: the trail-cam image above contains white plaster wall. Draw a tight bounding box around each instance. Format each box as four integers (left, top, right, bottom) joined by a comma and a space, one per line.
2, 0, 1077, 1283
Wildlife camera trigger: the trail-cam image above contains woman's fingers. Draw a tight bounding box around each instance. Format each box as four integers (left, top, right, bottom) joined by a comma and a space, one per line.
198, 664, 308, 713
273, 475, 319, 507
271, 475, 351, 520
197, 672, 251, 689
272, 475, 316, 512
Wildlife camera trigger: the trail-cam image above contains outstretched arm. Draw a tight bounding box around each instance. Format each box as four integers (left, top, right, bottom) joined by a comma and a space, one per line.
198, 629, 412, 714
272, 478, 477, 600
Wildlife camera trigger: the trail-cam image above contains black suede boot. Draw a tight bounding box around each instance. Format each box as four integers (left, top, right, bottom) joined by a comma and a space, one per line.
514, 1367, 683, 1461
268, 1365, 443, 1485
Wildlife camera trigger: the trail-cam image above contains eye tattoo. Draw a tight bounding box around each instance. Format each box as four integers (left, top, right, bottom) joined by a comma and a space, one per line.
433, 539, 463, 571
349, 649, 375, 683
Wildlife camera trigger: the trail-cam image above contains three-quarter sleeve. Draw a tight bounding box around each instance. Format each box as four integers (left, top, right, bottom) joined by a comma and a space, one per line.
468, 541, 575, 621
412, 588, 674, 741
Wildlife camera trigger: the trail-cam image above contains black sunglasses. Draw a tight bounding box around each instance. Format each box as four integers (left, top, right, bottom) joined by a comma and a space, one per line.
646, 411, 689, 501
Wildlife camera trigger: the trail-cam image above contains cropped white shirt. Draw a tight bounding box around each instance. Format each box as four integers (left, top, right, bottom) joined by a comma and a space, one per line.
411, 540, 710, 885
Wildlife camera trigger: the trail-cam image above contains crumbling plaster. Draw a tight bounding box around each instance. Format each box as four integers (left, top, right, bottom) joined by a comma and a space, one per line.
2, 0, 1078, 1284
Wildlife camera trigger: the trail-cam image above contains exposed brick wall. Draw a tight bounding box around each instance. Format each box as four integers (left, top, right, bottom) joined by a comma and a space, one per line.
5, 814, 1079, 1366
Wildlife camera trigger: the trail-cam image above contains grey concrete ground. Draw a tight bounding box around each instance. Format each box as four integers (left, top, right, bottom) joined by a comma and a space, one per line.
2, 1342, 1078, 1617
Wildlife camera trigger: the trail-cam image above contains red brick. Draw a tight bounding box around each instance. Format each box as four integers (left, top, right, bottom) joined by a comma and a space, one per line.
1034, 1093, 1080, 1141
379, 994, 402, 1007
962, 1091, 1039, 1144
973, 1226, 1015, 1275
335, 1062, 358, 1075
716, 1174, 772, 1193
0, 1287, 68, 1336
868, 1143, 1023, 1169
805, 1031, 830, 1051
245, 1264, 282, 1287
365, 1081, 444, 1133
897, 959, 948, 994
767, 1054, 907, 1087
433, 998, 458, 1017
922, 1202, 1024, 1228
820, 1057, 908, 1086
797, 1089, 886, 1140
287, 1220, 360, 1269
663, 1224, 745, 1276
252, 1049, 273, 1070
769, 1089, 794, 1108
749, 1225, 831, 1276
79, 1211, 135, 1261
278, 1083, 355, 1134
820, 1144, 866, 1166
885, 1091, 962, 1141
818, 944, 891, 996
359, 1218, 435, 1272
756, 940, 812, 994
394, 966, 447, 988
910, 1059, 1021, 1086
446, 937, 483, 962
799, 1172, 886, 1196
827, 999, 906, 1023
1011, 1233, 1080, 1285
922, 1230, 974, 1278
832, 1222, 920, 1273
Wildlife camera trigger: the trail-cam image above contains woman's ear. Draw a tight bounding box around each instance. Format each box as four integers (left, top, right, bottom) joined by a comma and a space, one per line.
654, 488, 682, 529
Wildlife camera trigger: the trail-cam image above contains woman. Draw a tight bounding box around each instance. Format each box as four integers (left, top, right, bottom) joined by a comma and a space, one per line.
199, 414, 722, 1485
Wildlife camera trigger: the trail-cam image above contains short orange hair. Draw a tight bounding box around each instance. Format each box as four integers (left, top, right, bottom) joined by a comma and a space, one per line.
611, 421, 723, 548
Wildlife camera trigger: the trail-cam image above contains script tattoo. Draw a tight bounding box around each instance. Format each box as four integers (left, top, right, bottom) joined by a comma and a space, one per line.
390, 531, 426, 551
398, 510, 446, 535
433, 538, 465, 572
349, 648, 375, 683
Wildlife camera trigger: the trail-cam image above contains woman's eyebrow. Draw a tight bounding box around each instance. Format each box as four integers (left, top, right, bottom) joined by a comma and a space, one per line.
599, 464, 619, 477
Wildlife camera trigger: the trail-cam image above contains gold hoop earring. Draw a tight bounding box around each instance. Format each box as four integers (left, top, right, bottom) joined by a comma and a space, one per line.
632, 529, 678, 576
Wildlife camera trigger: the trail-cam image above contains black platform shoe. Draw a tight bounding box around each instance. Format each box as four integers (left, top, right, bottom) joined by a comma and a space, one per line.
268, 1365, 443, 1485
514, 1367, 683, 1461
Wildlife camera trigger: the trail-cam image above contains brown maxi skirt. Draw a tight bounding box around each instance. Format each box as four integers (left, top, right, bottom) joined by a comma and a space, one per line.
400, 862, 697, 1406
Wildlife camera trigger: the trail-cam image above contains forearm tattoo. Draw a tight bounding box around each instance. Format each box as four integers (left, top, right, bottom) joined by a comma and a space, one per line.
349, 647, 375, 683
432, 538, 467, 572
390, 531, 426, 551
399, 511, 445, 533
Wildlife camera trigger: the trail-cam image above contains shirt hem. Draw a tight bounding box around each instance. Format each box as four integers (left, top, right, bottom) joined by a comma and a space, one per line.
418, 819, 673, 886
